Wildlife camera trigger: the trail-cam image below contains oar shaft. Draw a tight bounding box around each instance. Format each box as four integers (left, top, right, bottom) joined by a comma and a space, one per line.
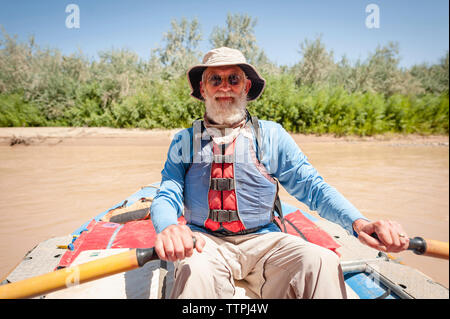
0, 249, 141, 299
410, 237, 449, 259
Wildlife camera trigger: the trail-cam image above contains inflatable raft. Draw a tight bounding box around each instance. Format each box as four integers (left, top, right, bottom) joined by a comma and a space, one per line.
1, 183, 448, 299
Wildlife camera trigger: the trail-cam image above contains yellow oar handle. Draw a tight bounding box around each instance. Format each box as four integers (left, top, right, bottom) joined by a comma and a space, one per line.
409, 237, 449, 259
0, 248, 157, 299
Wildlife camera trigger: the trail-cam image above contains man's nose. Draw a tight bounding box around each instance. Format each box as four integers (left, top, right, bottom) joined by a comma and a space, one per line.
217, 78, 231, 91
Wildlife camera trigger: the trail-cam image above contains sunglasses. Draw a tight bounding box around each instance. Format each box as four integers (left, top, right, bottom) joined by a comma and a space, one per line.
206, 73, 244, 87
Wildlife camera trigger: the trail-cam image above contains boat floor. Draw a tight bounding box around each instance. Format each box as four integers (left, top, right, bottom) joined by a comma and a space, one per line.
2, 215, 448, 299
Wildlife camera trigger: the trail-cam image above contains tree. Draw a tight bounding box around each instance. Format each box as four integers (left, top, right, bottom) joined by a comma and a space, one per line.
0, 27, 34, 94
91, 48, 142, 108
210, 13, 260, 64
364, 42, 403, 95
292, 35, 335, 87
410, 51, 449, 94
329, 42, 413, 96
210, 13, 279, 75
154, 17, 202, 78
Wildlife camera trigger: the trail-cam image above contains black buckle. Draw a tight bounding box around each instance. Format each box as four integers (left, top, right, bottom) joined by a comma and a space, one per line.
209, 209, 239, 222
211, 178, 235, 191
213, 154, 233, 163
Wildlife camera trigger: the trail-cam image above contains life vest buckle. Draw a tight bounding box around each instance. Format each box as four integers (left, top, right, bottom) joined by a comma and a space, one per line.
210, 178, 235, 191
213, 154, 233, 163
209, 209, 240, 222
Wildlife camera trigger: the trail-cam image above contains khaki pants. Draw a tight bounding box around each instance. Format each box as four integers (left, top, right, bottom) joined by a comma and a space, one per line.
170, 232, 348, 299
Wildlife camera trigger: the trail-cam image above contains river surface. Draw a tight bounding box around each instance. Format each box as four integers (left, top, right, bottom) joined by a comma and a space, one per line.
0, 128, 448, 289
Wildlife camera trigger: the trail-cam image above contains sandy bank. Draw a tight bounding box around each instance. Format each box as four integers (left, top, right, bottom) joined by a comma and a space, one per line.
0, 127, 180, 147
0, 127, 448, 147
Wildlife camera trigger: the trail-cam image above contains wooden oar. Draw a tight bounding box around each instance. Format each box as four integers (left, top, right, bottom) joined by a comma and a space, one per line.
0, 247, 158, 299
371, 234, 449, 259
408, 237, 449, 259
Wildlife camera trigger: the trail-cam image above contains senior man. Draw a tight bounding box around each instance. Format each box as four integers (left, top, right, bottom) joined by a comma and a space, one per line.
150, 47, 409, 299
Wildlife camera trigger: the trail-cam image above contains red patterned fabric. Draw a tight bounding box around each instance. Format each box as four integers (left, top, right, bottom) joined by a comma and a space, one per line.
57, 217, 186, 268
275, 210, 341, 256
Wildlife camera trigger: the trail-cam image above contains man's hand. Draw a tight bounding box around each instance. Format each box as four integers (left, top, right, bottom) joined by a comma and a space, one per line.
353, 219, 409, 253
154, 224, 205, 262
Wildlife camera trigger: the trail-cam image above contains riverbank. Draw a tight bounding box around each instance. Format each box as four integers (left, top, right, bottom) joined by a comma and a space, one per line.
0, 126, 448, 147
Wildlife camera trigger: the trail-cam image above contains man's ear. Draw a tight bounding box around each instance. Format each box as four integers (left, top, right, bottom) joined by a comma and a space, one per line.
245, 79, 252, 95
199, 81, 205, 99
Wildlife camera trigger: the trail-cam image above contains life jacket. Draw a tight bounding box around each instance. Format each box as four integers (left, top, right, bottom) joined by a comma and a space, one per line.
184, 114, 283, 235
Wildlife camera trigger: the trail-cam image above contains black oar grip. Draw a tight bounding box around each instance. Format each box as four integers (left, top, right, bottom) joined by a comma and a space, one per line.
408, 237, 427, 255
370, 233, 427, 255
136, 248, 159, 267
136, 237, 197, 267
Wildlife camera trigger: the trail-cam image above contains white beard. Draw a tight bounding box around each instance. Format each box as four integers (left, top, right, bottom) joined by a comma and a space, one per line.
204, 88, 248, 126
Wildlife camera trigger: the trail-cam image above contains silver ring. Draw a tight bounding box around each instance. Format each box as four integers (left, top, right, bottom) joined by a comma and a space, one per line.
399, 233, 407, 238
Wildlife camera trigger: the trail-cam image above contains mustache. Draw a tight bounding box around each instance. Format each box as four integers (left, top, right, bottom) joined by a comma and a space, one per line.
213, 92, 237, 98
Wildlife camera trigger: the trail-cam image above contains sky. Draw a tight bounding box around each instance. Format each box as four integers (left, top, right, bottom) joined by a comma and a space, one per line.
0, 0, 448, 68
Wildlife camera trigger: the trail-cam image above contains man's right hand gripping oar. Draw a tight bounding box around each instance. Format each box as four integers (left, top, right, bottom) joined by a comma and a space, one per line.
154, 224, 205, 262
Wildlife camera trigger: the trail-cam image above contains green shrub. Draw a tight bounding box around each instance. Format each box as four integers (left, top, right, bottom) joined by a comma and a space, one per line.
0, 93, 47, 126
1, 28, 448, 135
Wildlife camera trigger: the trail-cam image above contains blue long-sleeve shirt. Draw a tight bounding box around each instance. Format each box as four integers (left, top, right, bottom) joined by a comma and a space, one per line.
150, 119, 367, 237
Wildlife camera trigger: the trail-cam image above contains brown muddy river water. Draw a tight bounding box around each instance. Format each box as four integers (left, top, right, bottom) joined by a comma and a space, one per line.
0, 128, 448, 289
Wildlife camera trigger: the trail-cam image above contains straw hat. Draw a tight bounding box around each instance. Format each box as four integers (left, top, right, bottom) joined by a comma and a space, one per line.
187, 47, 266, 101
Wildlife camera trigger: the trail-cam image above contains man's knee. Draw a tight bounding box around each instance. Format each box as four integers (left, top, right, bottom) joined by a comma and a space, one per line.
317, 246, 340, 264
298, 244, 340, 271
175, 252, 212, 281
172, 252, 235, 298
